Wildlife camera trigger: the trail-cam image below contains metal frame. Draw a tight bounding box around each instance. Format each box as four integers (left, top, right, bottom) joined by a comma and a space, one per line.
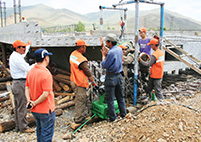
112, 0, 165, 106
99, 5, 128, 32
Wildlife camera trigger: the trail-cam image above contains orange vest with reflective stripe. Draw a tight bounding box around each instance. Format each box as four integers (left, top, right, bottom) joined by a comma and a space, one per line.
70, 50, 89, 88
150, 49, 164, 79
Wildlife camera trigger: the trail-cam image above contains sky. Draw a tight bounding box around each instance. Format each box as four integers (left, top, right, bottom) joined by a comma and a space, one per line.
5, 0, 201, 22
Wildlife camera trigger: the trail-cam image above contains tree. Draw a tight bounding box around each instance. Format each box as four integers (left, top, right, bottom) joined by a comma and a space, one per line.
75, 21, 86, 32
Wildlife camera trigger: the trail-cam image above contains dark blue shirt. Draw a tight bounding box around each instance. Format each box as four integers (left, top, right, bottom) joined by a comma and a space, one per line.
101, 45, 123, 73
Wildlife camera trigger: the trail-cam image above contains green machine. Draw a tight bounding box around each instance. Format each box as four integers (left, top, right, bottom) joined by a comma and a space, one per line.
72, 82, 119, 134
91, 84, 119, 119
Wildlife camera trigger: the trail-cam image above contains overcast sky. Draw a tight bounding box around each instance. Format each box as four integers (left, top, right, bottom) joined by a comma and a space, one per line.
5, 0, 201, 21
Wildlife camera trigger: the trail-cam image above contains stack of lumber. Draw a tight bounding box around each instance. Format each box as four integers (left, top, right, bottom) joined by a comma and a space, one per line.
0, 64, 76, 133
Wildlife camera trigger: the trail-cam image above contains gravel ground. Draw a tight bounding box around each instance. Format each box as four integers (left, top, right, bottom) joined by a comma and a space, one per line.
1, 74, 201, 142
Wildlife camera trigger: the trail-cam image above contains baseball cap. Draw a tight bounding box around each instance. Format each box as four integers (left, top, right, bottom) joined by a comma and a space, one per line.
34, 48, 53, 60
118, 45, 128, 50
147, 38, 159, 45
75, 39, 89, 46
104, 33, 117, 42
13, 40, 29, 48
139, 28, 147, 33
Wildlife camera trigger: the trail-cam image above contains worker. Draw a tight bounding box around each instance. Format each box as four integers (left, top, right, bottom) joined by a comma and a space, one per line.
25, 48, 55, 142
139, 27, 151, 81
138, 38, 164, 103
101, 33, 127, 122
9, 40, 34, 133
22, 16, 27, 22
118, 44, 134, 77
69, 39, 94, 125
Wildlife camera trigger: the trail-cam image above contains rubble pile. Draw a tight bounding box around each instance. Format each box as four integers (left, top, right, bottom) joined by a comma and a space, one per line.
71, 101, 201, 142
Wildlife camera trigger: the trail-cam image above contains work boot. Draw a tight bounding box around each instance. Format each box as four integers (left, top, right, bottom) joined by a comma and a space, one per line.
21, 128, 35, 133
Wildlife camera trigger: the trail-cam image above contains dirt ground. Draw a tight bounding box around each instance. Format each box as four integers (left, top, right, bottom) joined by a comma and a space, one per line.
0, 74, 201, 142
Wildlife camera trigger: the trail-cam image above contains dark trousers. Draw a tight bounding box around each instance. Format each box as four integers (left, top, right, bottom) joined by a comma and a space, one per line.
11, 80, 28, 131
105, 74, 126, 121
147, 77, 164, 100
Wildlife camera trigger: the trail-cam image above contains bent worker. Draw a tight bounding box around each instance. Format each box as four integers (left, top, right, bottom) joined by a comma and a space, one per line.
118, 45, 134, 77
25, 48, 55, 142
138, 38, 164, 103
101, 33, 127, 122
9, 40, 34, 133
70, 39, 94, 125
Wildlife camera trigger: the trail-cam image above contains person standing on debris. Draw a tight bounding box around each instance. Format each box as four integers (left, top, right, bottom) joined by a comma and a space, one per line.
139, 27, 152, 81
25, 48, 55, 142
118, 45, 134, 77
101, 33, 127, 122
9, 40, 35, 133
138, 38, 164, 103
69, 39, 94, 125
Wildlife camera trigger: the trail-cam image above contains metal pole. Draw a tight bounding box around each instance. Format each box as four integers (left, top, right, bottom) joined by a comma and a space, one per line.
3, 2, 6, 26
133, 0, 139, 106
0, 1, 3, 27
100, 9, 103, 30
159, 3, 164, 49
18, 0, 21, 22
13, 0, 16, 24
124, 10, 127, 34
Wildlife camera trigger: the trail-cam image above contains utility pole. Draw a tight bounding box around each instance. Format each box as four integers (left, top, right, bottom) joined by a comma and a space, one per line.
3, 2, 5, 26
13, 0, 17, 24
18, 0, 21, 22
0, 1, 3, 27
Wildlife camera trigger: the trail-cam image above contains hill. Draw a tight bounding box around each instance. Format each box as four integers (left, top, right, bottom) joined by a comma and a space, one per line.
3, 4, 201, 31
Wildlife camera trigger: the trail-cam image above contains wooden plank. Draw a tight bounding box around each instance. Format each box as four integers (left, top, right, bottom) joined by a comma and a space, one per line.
54, 92, 75, 96
163, 46, 201, 75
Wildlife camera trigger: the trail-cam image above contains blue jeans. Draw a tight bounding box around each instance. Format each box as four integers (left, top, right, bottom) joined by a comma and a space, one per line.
105, 74, 126, 121
32, 110, 55, 142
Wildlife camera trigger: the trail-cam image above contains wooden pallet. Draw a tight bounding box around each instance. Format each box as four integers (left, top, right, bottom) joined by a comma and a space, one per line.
163, 39, 201, 75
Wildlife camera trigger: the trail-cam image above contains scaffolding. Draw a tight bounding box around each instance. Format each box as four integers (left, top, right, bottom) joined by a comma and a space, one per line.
111, 0, 165, 106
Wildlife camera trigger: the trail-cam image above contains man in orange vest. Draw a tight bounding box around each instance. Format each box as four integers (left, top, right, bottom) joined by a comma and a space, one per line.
138, 38, 164, 103
69, 39, 94, 124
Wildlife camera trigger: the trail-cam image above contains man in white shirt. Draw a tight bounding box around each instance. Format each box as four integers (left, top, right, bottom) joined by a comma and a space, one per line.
9, 40, 35, 133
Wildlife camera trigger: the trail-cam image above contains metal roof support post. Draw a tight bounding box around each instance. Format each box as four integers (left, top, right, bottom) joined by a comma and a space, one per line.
133, 0, 139, 106
159, 3, 164, 49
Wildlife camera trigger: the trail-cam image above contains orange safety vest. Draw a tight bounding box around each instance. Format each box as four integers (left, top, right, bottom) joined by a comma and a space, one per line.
69, 50, 89, 88
150, 49, 164, 79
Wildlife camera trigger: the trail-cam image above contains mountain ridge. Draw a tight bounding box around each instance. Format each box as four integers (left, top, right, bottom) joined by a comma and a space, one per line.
3, 4, 201, 31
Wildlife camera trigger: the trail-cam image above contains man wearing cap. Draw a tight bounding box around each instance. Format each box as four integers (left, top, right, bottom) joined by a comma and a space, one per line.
101, 33, 127, 122
138, 38, 164, 103
9, 40, 35, 133
69, 39, 94, 125
25, 48, 55, 142
119, 45, 134, 77
139, 27, 151, 82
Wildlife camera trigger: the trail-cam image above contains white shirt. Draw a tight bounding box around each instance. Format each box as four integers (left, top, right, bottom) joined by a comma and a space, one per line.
9, 45, 34, 79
